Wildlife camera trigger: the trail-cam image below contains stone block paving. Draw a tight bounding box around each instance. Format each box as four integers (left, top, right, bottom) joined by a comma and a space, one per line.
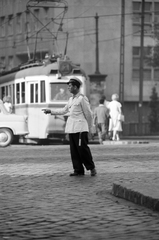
0, 143, 159, 239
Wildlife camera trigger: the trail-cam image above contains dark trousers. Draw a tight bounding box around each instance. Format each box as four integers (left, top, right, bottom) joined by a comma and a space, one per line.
97, 123, 108, 142
69, 132, 95, 173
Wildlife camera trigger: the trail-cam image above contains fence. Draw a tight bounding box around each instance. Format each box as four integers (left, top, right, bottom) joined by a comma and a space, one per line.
122, 122, 151, 136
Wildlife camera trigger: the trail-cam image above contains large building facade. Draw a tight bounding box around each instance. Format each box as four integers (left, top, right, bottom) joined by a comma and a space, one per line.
0, 0, 159, 130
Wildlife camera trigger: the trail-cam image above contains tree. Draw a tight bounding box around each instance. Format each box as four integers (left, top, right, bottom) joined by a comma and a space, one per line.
148, 86, 159, 133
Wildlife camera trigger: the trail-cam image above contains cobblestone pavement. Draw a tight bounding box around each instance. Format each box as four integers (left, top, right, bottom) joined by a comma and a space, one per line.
0, 143, 159, 240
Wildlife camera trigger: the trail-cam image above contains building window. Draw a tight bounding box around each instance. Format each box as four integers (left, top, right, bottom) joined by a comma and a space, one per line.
16, 13, 22, 34
0, 17, 5, 37
133, 2, 152, 35
25, 11, 31, 33
143, 69, 151, 80
132, 46, 159, 81
0, 57, 6, 72
154, 69, 159, 81
154, 2, 159, 32
34, 9, 40, 31
133, 2, 141, 34
132, 47, 152, 81
43, 7, 49, 30
8, 15, 13, 35
133, 2, 141, 11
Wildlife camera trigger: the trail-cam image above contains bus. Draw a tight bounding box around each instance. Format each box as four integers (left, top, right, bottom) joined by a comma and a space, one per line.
0, 56, 87, 144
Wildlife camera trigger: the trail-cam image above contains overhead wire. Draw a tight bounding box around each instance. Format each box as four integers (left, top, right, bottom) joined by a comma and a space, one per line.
0, 1, 156, 54
0, 11, 141, 45
0, 28, 141, 50
0, 0, 143, 44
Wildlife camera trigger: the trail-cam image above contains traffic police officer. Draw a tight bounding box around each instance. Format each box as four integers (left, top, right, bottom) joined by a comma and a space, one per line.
42, 77, 97, 176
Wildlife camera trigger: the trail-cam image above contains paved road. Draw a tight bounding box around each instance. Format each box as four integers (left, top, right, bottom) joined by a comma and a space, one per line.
0, 143, 159, 240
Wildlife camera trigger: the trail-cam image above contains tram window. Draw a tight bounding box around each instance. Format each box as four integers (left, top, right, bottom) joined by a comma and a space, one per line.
16, 83, 20, 104
6, 86, 8, 96
35, 83, 38, 103
8, 84, 13, 105
21, 82, 25, 103
1, 87, 5, 100
8, 85, 11, 97
13, 84, 15, 104
40, 81, 46, 102
50, 83, 71, 101
30, 84, 34, 103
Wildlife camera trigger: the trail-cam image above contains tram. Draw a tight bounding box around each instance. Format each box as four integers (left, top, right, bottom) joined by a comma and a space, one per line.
0, 55, 87, 143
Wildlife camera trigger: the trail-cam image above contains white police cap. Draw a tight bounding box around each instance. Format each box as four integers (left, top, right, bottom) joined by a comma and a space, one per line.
67, 77, 82, 87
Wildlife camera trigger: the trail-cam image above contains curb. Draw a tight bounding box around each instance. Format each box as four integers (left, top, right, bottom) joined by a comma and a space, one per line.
103, 140, 149, 145
112, 182, 159, 212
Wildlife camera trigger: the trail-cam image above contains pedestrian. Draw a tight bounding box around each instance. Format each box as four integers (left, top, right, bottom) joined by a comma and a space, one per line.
3, 95, 13, 113
42, 77, 97, 176
93, 98, 109, 144
101, 95, 111, 140
101, 95, 110, 109
108, 93, 122, 141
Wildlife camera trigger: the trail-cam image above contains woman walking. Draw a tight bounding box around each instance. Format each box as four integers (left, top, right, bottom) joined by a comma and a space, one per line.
108, 93, 122, 141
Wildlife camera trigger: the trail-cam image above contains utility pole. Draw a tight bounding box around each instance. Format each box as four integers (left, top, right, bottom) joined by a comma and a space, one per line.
139, 0, 145, 135
95, 13, 100, 74
88, 13, 107, 110
119, 0, 125, 106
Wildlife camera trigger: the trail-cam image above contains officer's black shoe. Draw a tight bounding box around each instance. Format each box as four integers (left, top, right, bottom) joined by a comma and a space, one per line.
90, 168, 97, 176
69, 172, 85, 176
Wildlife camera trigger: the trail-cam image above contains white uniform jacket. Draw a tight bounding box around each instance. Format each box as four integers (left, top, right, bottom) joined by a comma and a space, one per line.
51, 93, 93, 134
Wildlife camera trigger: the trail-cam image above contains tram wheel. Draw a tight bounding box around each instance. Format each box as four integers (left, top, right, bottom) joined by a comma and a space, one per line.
0, 128, 13, 147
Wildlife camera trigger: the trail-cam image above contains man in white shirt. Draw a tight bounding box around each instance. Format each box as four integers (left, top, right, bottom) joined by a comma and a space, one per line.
42, 77, 97, 177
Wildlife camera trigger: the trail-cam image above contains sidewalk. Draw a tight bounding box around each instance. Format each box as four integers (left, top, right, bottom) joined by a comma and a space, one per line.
89, 135, 159, 212
90, 135, 159, 145
112, 181, 159, 212
111, 135, 159, 212
121, 135, 159, 142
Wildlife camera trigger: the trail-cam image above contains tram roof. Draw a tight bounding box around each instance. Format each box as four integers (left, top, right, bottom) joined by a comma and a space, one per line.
0, 62, 57, 83
16, 62, 58, 79
0, 60, 87, 84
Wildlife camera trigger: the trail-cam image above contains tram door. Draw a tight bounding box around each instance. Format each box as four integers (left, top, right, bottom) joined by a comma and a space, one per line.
28, 82, 39, 138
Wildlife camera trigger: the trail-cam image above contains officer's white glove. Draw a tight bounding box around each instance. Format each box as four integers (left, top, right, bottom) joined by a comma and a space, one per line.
42, 109, 51, 114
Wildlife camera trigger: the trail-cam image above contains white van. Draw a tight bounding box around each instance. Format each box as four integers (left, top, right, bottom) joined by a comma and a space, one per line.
0, 99, 29, 147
